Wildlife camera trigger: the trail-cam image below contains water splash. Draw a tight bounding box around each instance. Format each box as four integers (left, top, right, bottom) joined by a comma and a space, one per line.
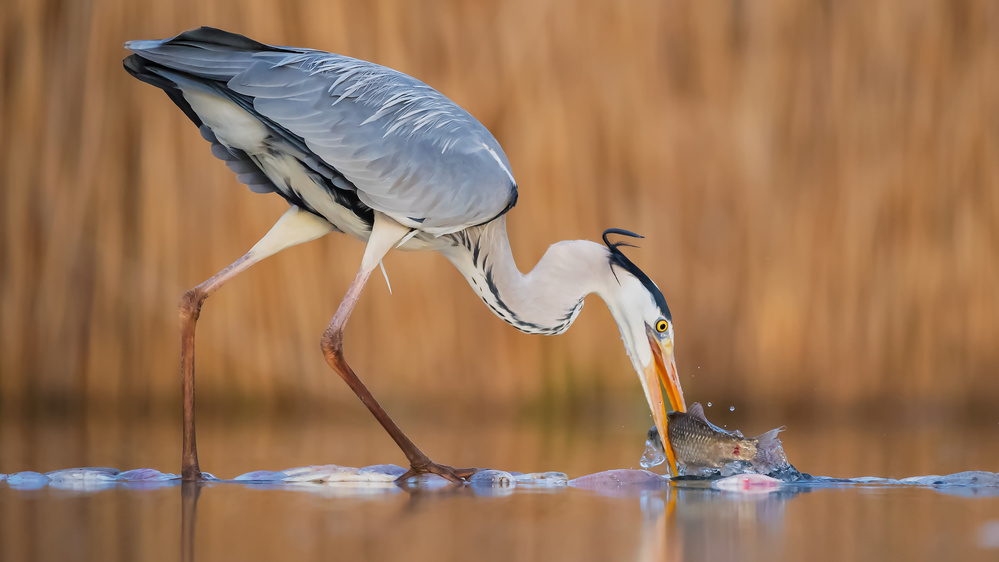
640, 436, 666, 469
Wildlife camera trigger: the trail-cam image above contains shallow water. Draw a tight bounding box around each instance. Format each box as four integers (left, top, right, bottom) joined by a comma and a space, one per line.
2, 414, 999, 561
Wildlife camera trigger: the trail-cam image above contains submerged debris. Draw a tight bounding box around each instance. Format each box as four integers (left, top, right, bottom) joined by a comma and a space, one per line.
360, 464, 408, 478
46, 467, 121, 491
4, 468, 181, 491
570, 469, 665, 489
471, 470, 515, 486
7, 471, 50, 489
47, 467, 120, 483
898, 471, 999, 487
711, 474, 783, 493
119, 468, 179, 481
513, 471, 568, 486
280, 464, 398, 484
3, 464, 997, 494
233, 470, 286, 482
467, 470, 567, 489
569, 470, 667, 498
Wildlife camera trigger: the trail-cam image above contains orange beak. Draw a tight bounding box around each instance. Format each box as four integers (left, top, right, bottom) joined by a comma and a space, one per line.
644, 327, 686, 477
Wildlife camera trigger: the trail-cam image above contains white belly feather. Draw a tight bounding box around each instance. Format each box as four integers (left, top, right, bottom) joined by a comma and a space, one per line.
181, 88, 375, 241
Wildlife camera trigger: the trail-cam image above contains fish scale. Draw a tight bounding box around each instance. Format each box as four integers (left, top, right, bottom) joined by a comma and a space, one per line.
643, 402, 787, 473
666, 404, 760, 468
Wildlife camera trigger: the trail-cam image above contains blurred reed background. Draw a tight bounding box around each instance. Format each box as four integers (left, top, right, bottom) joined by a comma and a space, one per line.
1, 0, 997, 423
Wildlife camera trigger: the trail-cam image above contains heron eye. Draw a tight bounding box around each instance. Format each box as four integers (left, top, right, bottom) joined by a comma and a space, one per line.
656, 320, 668, 333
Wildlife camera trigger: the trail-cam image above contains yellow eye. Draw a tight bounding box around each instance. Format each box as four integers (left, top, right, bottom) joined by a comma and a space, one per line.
656, 320, 668, 333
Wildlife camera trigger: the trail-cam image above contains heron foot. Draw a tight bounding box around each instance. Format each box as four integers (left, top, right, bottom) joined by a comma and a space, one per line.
396, 460, 478, 484
181, 465, 215, 482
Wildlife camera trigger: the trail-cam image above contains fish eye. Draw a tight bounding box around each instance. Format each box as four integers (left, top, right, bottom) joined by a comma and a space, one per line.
656, 319, 668, 333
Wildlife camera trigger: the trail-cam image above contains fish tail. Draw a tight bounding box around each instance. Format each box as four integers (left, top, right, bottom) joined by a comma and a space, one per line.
753, 427, 788, 468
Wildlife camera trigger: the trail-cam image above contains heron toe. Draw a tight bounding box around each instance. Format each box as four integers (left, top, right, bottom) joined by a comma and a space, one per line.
396, 461, 478, 484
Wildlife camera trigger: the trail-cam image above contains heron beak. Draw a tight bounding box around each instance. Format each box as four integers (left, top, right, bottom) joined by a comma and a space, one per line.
644, 327, 686, 476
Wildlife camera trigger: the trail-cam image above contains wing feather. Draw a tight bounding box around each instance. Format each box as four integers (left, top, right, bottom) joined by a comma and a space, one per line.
126, 27, 518, 233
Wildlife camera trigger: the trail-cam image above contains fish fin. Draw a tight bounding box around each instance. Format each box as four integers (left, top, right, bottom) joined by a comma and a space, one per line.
753, 426, 785, 444
688, 402, 707, 422
753, 427, 788, 469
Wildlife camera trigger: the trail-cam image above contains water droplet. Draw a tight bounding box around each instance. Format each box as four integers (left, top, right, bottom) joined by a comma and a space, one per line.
729, 406, 735, 412
707, 402, 712, 407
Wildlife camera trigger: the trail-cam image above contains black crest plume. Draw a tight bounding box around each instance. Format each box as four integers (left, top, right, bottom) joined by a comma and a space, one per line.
601, 229, 672, 322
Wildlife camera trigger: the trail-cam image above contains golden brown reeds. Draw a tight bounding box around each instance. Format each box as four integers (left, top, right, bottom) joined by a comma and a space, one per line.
1, 0, 997, 418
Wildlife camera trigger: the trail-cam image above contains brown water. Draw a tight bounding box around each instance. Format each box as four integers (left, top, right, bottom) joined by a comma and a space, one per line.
2, 414, 999, 561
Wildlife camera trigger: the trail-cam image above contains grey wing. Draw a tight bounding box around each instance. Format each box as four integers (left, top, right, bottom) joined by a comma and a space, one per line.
199, 125, 278, 195
127, 28, 518, 234
228, 53, 518, 233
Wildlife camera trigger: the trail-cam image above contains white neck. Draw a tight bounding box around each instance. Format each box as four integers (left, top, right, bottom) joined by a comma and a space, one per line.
440, 217, 617, 335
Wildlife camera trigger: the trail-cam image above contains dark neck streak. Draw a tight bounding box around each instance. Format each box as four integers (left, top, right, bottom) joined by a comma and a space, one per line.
442, 217, 611, 335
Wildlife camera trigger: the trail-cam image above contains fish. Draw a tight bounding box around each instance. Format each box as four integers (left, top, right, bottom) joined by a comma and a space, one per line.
644, 402, 788, 475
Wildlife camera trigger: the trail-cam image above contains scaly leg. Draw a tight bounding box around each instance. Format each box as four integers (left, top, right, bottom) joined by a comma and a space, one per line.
178, 207, 333, 480
320, 212, 477, 483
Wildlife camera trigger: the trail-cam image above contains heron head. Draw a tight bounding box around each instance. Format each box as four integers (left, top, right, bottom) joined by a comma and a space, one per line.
601, 229, 686, 475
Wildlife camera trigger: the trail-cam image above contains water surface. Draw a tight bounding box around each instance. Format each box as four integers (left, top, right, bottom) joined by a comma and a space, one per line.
2, 415, 998, 561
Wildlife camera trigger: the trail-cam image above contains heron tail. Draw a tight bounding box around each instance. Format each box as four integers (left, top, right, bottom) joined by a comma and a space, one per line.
123, 28, 295, 193
124, 27, 292, 81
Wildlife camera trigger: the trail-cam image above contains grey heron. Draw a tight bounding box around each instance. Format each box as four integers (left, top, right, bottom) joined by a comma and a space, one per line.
123, 27, 686, 482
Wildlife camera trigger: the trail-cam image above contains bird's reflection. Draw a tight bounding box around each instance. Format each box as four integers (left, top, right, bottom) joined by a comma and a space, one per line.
180, 481, 203, 562
634, 489, 679, 562
652, 482, 808, 562
175, 472, 809, 562
176, 475, 474, 561
568, 473, 808, 562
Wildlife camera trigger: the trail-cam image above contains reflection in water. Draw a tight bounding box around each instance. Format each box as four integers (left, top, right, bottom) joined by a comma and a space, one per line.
636, 490, 674, 562
576, 474, 808, 562
180, 481, 201, 562
3, 417, 999, 561
4, 472, 999, 561
670, 484, 807, 562
171, 476, 687, 562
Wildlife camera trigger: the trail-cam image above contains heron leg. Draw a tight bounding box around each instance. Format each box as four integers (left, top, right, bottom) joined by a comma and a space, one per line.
178, 207, 333, 480
178, 257, 252, 480
320, 212, 477, 483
